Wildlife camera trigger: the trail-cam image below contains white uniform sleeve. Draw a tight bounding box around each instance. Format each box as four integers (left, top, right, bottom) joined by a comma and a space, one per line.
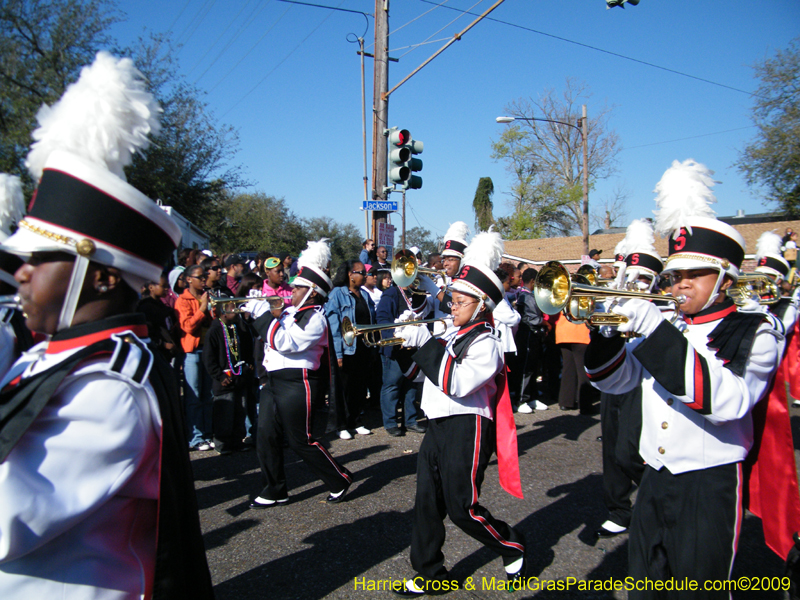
0, 373, 157, 562
267, 310, 327, 355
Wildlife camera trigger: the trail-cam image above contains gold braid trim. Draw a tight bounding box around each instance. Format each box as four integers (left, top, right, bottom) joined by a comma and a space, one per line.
18, 219, 96, 256
666, 253, 730, 269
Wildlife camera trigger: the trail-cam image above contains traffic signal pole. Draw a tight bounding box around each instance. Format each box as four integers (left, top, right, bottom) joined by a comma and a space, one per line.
370, 0, 390, 243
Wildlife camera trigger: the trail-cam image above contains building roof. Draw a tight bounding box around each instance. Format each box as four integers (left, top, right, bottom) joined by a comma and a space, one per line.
504, 218, 800, 264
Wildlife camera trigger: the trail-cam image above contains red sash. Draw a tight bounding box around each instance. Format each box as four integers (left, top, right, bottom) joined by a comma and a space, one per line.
744, 329, 800, 558
494, 367, 523, 499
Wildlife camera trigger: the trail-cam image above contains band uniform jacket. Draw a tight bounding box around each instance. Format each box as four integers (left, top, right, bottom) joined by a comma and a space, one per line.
585, 302, 781, 474
0, 314, 213, 599
260, 305, 329, 372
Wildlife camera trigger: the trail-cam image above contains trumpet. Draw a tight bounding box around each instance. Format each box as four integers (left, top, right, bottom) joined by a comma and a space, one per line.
726, 273, 779, 306
0, 294, 22, 311
208, 295, 284, 314
534, 262, 685, 329
575, 264, 613, 287
341, 316, 447, 347
391, 251, 446, 289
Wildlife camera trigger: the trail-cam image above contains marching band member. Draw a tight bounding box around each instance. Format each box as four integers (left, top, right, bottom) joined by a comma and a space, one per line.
585, 160, 782, 598
754, 231, 797, 337
0, 174, 32, 378
249, 240, 353, 508
0, 53, 212, 598
414, 221, 469, 326
393, 230, 525, 596
594, 219, 660, 539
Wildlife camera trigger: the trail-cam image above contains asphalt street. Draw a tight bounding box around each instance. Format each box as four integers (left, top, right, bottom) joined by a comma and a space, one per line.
191, 403, 794, 600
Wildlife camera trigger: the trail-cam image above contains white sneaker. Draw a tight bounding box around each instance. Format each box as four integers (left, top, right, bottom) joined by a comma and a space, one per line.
534, 400, 548, 411
517, 402, 533, 414
355, 426, 372, 436
195, 442, 212, 451
338, 430, 353, 440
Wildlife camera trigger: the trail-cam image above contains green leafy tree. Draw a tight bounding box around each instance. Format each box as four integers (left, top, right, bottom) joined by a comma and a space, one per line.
209, 191, 305, 255
736, 37, 800, 215
472, 177, 495, 232
302, 216, 362, 273
124, 33, 247, 225
404, 226, 439, 257
492, 78, 619, 242
0, 0, 118, 188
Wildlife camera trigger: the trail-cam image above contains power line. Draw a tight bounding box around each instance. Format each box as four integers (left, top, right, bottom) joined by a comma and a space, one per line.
396, 0, 485, 60
418, 0, 759, 99
175, 0, 215, 48
622, 125, 756, 150
165, 0, 194, 35
186, 0, 255, 76
220, 3, 342, 117
196, 1, 277, 86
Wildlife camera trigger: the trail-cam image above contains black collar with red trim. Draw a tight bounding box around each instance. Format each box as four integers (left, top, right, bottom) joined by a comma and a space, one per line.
47, 313, 149, 355
683, 298, 738, 325
452, 320, 494, 361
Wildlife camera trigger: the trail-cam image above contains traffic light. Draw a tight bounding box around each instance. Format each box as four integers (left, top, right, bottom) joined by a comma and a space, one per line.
387, 127, 423, 190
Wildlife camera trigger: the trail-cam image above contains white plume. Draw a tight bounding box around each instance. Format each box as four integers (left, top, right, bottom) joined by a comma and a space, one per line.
755, 231, 783, 260
464, 227, 503, 271
613, 237, 627, 257
298, 239, 331, 271
26, 51, 161, 182
0, 174, 25, 241
443, 220, 470, 243
620, 218, 657, 255
652, 159, 718, 239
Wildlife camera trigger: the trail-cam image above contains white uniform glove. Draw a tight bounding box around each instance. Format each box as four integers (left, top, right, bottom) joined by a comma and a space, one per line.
737, 297, 764, 313
395, 309, 417, 324
416, 274, 440, 297
396, 323, 432, 348
611, 298, 664, 337
247, 297, 271, 318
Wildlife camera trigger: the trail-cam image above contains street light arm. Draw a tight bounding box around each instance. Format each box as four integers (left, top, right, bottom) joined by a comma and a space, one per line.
496, 114, 582, 133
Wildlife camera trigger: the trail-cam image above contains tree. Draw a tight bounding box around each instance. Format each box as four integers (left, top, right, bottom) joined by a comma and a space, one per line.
302, 216, 362, 273
472, 177, 495, 232
404, 226, 439, 258
590, 183, 630, 232
492, 78, 620, 242
210, 191, 305, 255
736, 37, 800, 215
0, 0, 118, 189
123, 33, 247, 225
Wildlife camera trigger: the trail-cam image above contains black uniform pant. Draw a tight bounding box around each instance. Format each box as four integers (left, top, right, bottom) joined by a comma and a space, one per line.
600, 388, 645, 528
339, 342, 371, 430
212, 389, 247, 452
410, 414, 525, 580
256, 368, 352, 500
628, 462, 741, 600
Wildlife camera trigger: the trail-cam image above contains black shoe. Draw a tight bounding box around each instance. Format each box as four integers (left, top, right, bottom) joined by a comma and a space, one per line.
505, 553, 527, 588
326, 481, 351, 504
249, 497, 288, 509
559, 405, 576, 411
596, 525, 627, 538
596, 435, 603, 442
386, 426, 405, 437
406, 423, 427, 434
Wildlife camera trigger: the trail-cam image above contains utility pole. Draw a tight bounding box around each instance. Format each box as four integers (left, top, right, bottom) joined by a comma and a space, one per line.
370, 0, 390, 244
581, 104, 589, 255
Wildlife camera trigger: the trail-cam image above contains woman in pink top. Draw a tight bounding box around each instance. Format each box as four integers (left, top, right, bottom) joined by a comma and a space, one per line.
262, 256, 293, 306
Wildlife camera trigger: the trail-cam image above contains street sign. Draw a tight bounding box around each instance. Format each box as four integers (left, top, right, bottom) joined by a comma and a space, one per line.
363, 200, 398, 212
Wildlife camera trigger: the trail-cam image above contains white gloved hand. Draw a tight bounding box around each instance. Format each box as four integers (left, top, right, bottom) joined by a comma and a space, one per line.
416, 274, 440, 297
247, 298, 271, 318
395, 309, 417, 324
396, 323, 432, 348
611, 298, 664, 337
737, 297, 763, 313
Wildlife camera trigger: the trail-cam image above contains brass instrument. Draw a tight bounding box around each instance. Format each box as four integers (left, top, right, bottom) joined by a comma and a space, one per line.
341, 316, 447, 348
0, 294, 22, 311
391, 251, 446, 288
726, 273, 779, 306
208, 295, 284, 314
574, 264, 613, 287
534, 262, 685, 328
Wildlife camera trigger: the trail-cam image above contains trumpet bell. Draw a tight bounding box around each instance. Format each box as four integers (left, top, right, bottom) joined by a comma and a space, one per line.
391, 250, 446, 289
341, 316, 447, 347
533, 262, 571, 315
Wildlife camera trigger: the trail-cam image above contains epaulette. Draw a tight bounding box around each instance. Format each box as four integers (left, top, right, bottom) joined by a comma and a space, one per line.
707, 311, 769, 377
107, 331, 154, 386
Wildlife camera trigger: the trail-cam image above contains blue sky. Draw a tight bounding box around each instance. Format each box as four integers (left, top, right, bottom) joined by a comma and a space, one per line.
110, 0, 799, 245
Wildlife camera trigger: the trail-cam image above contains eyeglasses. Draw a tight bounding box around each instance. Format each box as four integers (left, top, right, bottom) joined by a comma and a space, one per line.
447, 300, 478, 309
351, 270, 366, 276
207, 265, 221, 271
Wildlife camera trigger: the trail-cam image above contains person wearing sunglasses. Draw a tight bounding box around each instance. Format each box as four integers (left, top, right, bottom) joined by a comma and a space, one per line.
200, 257, 233, 299
392, 230, 525, 595
326, 260, 377, 439
262, 256, 293, 306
